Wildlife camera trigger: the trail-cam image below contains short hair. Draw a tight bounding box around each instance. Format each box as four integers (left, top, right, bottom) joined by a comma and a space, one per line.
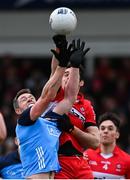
98, 112, 120, 129
13, 89, 31, 110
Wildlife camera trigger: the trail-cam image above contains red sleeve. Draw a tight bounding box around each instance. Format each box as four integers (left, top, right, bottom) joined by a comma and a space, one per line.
84, 100, 97, 126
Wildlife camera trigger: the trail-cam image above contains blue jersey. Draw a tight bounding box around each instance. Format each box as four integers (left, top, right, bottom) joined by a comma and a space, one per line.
0, 150, 24, 179
16, 108, 61, 177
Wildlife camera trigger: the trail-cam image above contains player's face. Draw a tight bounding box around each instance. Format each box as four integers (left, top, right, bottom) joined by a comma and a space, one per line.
17, 93, 36, 113
62, 67, 80, 89
99, 120, 119, 145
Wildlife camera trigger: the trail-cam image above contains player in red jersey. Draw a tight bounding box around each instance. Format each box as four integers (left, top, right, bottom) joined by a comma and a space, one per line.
84, 112, 130, 179
51, 35, 100, 179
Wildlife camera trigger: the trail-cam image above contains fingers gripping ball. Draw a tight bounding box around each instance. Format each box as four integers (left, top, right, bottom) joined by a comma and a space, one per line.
49, 7, 77, 35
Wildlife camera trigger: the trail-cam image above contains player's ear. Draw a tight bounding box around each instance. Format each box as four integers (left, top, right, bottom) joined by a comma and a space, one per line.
15, 108, 21, 115
116, 131, 120, 139
79, 80, 84, 87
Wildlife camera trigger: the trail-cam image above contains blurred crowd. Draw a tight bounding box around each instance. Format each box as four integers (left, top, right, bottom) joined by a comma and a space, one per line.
0, 54, 130, 155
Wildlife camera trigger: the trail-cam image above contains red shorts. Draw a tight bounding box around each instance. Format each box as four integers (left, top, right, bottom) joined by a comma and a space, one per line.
55, 155, 94, 179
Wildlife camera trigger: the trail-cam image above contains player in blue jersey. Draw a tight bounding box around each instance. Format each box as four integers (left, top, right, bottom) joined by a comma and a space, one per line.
0, 150, 24, 179
13, 38, 86, 179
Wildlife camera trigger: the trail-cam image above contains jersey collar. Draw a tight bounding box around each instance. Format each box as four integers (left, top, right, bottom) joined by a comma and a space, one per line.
97, 145, 119, 156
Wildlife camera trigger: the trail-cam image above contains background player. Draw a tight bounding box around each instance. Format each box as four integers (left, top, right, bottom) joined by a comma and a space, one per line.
85, 112, 130, 179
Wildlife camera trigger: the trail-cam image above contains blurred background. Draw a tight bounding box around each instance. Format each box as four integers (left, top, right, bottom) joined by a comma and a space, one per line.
0, 0, 130, 155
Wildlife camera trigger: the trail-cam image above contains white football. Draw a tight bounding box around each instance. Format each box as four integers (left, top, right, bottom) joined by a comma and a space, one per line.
49, 7, 77, 35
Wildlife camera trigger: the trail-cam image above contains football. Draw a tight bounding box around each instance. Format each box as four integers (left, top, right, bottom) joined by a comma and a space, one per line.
49, 7, 77, 35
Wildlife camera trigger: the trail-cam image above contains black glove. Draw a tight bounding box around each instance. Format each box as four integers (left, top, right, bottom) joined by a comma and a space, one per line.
51, 43, 73, 67
57, 114, 74, 133
70, 39, 90, 68
52, 35, 67, 49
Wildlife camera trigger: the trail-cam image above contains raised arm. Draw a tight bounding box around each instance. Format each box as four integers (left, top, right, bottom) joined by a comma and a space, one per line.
30, 66, 66, 120
30, 38, 72, 120
53, 39, 100, 149
53, 39, 89, 115
50, 35, 68, 77
53, 67, 79, 115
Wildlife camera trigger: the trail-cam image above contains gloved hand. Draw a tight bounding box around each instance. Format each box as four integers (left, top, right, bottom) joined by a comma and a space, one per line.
70, 39, 90, 68
51, 43, 73, 67
52, 34, 67, 49
57, 114, 74, 133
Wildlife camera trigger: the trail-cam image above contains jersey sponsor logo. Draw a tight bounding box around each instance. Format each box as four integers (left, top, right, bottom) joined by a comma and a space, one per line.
6, 169, 23, 177
35, 146, 45, 170
47, 125, 60, 137
116, 163, 122, 172
89, 160, 97, 165
80, 107, 85, 114
7, 170, 16, 176
70, 107, 85, 122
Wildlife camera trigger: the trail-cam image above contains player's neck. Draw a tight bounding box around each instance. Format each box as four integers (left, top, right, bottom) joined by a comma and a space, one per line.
100, 142, 116, 154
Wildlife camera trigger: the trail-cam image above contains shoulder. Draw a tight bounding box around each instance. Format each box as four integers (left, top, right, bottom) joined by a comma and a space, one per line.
115, 146, 128, 155
83, 99, 93, 108
115, 146, 130, 161
18, 107, 35, 126
78, 94, 93, 108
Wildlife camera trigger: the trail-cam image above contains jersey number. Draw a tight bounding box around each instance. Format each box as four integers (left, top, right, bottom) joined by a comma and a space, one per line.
103, 164, 108, 170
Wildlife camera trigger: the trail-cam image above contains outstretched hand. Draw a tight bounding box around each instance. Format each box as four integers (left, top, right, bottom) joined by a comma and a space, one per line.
51, 34, 74, 67
51, 43, 73, 67
52, 35, 67, 49
70, 39, 90, 68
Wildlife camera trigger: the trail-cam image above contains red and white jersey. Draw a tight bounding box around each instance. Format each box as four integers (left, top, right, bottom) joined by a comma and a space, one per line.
44, 88, 97, 153
84, 146, 130, 179
55, 88, 97, 152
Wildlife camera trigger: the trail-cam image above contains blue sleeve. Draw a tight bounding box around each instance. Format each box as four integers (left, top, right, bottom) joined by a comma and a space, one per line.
44, 111, 64, 120
18, 107, 36, 126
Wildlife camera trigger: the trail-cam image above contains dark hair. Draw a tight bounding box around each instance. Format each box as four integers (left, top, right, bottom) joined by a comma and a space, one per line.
13, 89, 31, 110
98, 112, 120, 129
